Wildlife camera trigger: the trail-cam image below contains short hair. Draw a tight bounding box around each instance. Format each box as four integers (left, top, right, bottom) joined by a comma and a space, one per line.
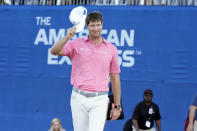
85, 11, 103, 26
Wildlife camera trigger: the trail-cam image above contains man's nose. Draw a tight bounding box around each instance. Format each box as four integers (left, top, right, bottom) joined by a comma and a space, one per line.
93, 26, 99, 30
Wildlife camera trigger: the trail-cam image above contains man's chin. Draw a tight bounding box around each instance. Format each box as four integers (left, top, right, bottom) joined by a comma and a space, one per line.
92, 34, 101, 38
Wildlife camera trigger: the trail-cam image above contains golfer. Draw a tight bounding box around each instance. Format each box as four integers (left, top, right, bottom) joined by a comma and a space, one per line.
50, 8, 122, 131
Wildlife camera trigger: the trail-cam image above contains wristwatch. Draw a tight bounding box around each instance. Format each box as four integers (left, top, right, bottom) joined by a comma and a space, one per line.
114, 105, 121, 110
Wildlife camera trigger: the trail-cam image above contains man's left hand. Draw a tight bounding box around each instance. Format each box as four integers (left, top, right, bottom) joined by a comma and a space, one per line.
110, 108, 121, 121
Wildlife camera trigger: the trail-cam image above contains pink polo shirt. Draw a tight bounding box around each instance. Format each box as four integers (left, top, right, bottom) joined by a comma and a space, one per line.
63, 36, 120, 92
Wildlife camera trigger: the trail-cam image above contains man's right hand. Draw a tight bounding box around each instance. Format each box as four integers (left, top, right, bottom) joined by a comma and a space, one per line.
66, 26, 76, 39
50, 26, 77, 56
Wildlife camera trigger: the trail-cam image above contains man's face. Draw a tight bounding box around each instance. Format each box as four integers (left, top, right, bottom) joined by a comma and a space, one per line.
87, 20, 103, 38
143, 94, 153, 103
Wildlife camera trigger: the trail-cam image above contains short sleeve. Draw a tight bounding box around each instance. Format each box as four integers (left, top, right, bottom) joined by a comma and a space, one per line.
154, 104, 161, 120
63, 40, 74, 58
132, 103, 140, 120
110, 46, 120, 74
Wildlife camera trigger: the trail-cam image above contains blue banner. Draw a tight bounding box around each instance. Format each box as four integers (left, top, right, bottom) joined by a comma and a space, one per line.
0, 5, 197, 131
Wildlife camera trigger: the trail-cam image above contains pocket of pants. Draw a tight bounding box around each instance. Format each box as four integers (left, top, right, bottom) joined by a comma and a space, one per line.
71, 91, 78, 101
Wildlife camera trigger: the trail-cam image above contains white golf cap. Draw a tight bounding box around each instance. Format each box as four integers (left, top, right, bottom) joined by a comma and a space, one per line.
69, 6, 87, 33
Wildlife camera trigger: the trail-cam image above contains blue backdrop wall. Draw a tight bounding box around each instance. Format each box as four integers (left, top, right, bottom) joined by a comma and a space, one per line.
0, 5, 197, 131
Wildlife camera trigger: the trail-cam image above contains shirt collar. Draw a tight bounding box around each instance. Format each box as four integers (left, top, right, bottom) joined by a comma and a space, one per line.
84, 36, 108, 45
143, 101, 152, 107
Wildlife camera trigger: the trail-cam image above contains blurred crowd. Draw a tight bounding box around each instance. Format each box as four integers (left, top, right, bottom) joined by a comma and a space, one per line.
0, 0, 197, 6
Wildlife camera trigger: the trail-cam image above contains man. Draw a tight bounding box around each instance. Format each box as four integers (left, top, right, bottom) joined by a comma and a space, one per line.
187, 94, 197, 131
50, 11, 121, 131
132, 89, 161, 131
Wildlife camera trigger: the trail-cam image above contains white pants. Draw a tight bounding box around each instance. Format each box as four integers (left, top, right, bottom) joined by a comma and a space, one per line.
133, 127, 156, 131
70, 90, 109, 131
